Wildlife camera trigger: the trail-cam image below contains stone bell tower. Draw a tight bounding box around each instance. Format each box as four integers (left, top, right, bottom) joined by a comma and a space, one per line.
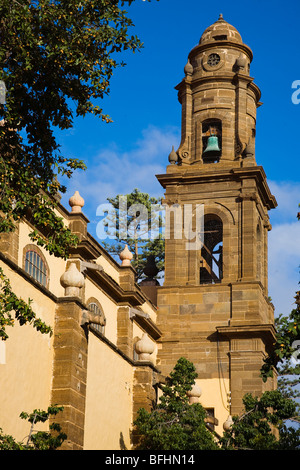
156, 15, 277, 425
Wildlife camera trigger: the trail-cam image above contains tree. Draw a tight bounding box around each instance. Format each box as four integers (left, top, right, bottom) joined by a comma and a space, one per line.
101, 188, 165, 279
0, 0, 158, 339
133, 357, 219, 450
261, 291, 300, 385
220, 391, 300, 450
0, 405, 66, 450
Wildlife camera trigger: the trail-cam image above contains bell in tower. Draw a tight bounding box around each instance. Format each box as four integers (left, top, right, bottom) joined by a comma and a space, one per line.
202, 123, 222, 162
156, 15, 278, 434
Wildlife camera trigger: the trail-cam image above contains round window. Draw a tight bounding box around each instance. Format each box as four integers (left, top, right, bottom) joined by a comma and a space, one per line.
207, 53, 221, 67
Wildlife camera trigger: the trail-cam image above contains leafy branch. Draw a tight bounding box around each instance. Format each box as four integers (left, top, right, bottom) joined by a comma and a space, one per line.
0, 405, 66, 450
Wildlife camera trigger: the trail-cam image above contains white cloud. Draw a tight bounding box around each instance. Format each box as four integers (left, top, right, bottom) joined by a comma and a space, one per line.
269, 180, 300, 225
267, 181, 300, 316
61, 125, 180, 215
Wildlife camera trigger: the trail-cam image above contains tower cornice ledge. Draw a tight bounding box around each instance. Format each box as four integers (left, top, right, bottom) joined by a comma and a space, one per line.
156, 166, 277, 210
216, 323, 277, 348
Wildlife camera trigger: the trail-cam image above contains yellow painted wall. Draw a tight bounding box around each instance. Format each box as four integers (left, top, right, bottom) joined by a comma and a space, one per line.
96, 255, 120, 284
0, 262, 54, 442
83, 332, 133, 450
196, 378, 230, 436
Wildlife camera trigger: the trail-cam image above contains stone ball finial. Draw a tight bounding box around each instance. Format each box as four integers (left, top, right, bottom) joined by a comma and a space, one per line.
184, 59, 193, 76
223, 415, 234, 431
60, 262, 85, 296
168, 146, 178, 165
187, 383, 202, 404
243, 141, 255, 158
69, 190, 85, 213
119, 244, 133, 266
134, 333, 155, 361
236, 53, 247, 70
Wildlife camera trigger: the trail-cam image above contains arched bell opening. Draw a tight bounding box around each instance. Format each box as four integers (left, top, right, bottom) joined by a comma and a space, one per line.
202, 119, 222, 163
200, 214, 223, 284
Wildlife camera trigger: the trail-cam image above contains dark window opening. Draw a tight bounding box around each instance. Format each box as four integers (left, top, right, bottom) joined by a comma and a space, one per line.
200, 215, 223, 284
213, 35, 227, 41
202, 120, 222, 163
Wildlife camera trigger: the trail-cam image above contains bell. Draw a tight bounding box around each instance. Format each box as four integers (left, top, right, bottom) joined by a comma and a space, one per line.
203, 135, 220, 156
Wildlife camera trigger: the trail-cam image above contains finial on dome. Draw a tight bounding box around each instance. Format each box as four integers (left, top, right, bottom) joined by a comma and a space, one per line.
69, 190, 85, 213
217, 13, 226, 23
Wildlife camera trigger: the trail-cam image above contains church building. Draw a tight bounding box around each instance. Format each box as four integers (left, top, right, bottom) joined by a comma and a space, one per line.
0, 15, 277, 449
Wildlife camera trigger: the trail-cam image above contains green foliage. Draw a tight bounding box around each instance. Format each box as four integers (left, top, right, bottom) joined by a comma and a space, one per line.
102, 188, 165, 279
134, 357, 219, 450
0, 405, 66, 450
261, 292, 300, 383
0, 1, 156, 339
0, 266, 52, 340
220, 391, 300, 450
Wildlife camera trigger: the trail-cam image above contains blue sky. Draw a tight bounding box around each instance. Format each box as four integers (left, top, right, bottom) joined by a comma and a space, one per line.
58, 0, 300, 316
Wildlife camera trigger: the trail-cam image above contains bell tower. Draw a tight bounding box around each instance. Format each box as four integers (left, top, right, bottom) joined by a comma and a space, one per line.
156, 15, 277, 428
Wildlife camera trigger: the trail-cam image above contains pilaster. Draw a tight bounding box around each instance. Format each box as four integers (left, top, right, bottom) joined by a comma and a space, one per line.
51, 298, 88, 450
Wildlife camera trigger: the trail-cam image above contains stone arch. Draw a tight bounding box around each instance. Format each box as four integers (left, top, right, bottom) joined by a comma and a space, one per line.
200, 213, 223, 284
195, 108, 233, 162
186, 202, 234, 284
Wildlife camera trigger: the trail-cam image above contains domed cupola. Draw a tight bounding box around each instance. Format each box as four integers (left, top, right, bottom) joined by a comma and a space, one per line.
199, 14, 243, 45
187, 14, 253, 79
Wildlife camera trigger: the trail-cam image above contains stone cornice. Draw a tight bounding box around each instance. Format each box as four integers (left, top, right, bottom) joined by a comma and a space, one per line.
129, 307, 161, 340
216, 323, 277, 348
156, 165, 277, 210
85, 263, 150, 307
89, 326, 161, 372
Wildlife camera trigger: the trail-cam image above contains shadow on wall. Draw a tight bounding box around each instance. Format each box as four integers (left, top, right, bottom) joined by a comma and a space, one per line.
119, 432, 127, 450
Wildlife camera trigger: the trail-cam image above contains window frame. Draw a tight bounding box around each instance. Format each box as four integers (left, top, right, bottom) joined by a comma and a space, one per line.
23, 244, 49, 288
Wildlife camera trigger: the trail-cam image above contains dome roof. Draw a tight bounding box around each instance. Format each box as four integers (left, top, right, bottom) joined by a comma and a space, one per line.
200, 14, 243, 45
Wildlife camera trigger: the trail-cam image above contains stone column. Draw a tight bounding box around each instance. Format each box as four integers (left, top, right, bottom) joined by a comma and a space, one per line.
117, 306, 133, 359
132, 337, 157, 448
